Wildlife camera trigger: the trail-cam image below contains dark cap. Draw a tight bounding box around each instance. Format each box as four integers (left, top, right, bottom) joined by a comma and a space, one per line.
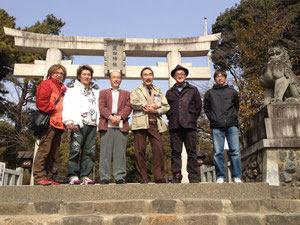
171, 65, 189, 77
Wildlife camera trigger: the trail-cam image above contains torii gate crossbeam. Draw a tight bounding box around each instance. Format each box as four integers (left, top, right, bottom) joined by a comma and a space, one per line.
4, 27, 221, 82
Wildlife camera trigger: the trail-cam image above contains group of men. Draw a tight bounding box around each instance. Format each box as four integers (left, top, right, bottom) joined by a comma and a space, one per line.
37, 63, 242, 185
129, 65, 242, 184
98, 65, 210, 184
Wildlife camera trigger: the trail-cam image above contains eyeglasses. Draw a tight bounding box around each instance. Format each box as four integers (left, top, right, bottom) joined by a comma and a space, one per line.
53, 71, 65, 76
81, 73, 91, 76
142, 73, 153, 77
174, 73, 186, 77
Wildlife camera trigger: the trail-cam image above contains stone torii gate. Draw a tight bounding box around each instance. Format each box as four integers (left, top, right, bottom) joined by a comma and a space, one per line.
4, 27, 221, 183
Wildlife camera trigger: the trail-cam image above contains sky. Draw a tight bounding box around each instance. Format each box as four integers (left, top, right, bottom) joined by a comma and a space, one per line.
1, 0, 240, 94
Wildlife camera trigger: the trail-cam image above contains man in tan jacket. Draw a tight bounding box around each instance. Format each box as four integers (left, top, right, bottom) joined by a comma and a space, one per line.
130, 67, 170, 183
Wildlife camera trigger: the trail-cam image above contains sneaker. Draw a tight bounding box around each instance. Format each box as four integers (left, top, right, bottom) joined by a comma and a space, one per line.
233, 178, 243, 183
35, 179, 51, 186
50, 180, 60, 185
189, 179, 199, 183
216, 178, 224, 183
69, 176, 81, 185
81, 177, 95, 185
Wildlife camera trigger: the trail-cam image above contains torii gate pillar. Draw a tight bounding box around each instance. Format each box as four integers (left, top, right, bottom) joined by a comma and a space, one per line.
167, 51, 182, 87
44, 48, 62, 79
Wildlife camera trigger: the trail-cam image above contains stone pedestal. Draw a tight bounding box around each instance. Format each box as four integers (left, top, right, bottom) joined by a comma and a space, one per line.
241, 103, 300, 186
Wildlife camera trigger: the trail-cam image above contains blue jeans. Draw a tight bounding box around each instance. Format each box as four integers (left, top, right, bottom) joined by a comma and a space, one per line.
212, 126, 242, 179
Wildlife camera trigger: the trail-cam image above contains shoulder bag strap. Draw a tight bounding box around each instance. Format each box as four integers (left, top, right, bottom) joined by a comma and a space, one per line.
54, 92, 63, 105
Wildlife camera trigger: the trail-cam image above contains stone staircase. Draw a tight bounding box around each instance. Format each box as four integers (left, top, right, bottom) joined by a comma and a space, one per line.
0, 183, 299, 225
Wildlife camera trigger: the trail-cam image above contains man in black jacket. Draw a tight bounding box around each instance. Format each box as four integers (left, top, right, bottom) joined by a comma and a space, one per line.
204, 69, 242, 183
166, 65, 202, 183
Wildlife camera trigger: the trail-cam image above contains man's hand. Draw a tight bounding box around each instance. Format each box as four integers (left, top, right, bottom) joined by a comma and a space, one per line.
66, 123, 79, 132
147, 103, 159, 110
109, 115, 121, 125
143, 105, 157, 114
66, 123, 73, 130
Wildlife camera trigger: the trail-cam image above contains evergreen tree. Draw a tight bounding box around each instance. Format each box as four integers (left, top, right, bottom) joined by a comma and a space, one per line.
211, 0, 300, 141
0, 9, 66, 169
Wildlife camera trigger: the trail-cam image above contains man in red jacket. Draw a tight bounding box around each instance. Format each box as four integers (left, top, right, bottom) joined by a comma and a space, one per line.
98, 71, 132, 184
166, 65, 202, 183
33, 64, 67, 185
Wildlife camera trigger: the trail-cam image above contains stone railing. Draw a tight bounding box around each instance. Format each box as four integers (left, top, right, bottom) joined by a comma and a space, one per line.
3, 167, 24, 186
199, 149, 232, 182
199, 163, 231, 182
200, 165, 216, 182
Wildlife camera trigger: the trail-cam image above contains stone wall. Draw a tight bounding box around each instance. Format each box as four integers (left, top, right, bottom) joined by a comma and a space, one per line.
278, 149, 300, 187
242, 148, 300, 187
242, 150, 263, 183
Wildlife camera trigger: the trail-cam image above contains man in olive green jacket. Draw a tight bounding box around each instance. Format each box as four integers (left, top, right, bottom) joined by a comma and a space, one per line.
130, 67, 170, 183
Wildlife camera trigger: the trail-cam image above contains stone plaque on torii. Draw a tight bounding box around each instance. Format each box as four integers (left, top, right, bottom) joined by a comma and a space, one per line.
4, 27, 221, 184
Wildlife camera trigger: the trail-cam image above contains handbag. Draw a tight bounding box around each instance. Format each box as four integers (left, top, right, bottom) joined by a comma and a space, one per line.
30, 110, 50, 132
29, 93, 63, 133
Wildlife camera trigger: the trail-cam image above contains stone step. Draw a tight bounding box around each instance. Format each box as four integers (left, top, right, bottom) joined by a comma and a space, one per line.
1, 199, 300, 216
0, 183, 299, 203
1, 213, 300, 225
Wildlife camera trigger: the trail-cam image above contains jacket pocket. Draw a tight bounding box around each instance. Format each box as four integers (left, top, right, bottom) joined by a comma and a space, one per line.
132, 114, 147, 128
157, 117, 167, 133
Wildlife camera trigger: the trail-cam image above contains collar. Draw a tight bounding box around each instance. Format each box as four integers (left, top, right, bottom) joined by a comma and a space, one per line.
139, 83, 157, 91
142, 84, 153, 89
213, 84, 228, 89
111, 87, 120, 92
50, 77, 61, 86
175, 82, 187, 88
171, 81, 190, 91
49, 77, 66, 92
75, 79, 91, 90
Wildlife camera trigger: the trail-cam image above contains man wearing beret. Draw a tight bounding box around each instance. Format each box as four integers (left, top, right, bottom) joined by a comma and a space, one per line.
166, 65, 202, 183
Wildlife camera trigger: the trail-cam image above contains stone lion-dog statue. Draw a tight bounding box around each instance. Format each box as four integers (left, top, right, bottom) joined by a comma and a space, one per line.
260, 46, 300, 105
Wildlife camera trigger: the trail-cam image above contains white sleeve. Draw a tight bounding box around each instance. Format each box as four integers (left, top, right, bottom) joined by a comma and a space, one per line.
62, 88, 75, 125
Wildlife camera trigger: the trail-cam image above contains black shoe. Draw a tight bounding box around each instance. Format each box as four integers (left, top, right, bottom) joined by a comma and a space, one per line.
100, 179, 109, 184
155, 178, 166, 183
172, 173, 182, 183
116, 179, 126, 184
139, 180, 148, 184
189, 179, 199, 183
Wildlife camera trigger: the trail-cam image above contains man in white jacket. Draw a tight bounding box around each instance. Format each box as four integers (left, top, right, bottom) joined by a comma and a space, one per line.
62, 65, 100, 185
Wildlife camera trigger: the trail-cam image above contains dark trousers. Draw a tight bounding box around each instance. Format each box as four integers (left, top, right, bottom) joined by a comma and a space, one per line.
33, 126, 63, 183
68, 125, 96, 179
133, 121, 165, 182
170, 127, 198, 180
